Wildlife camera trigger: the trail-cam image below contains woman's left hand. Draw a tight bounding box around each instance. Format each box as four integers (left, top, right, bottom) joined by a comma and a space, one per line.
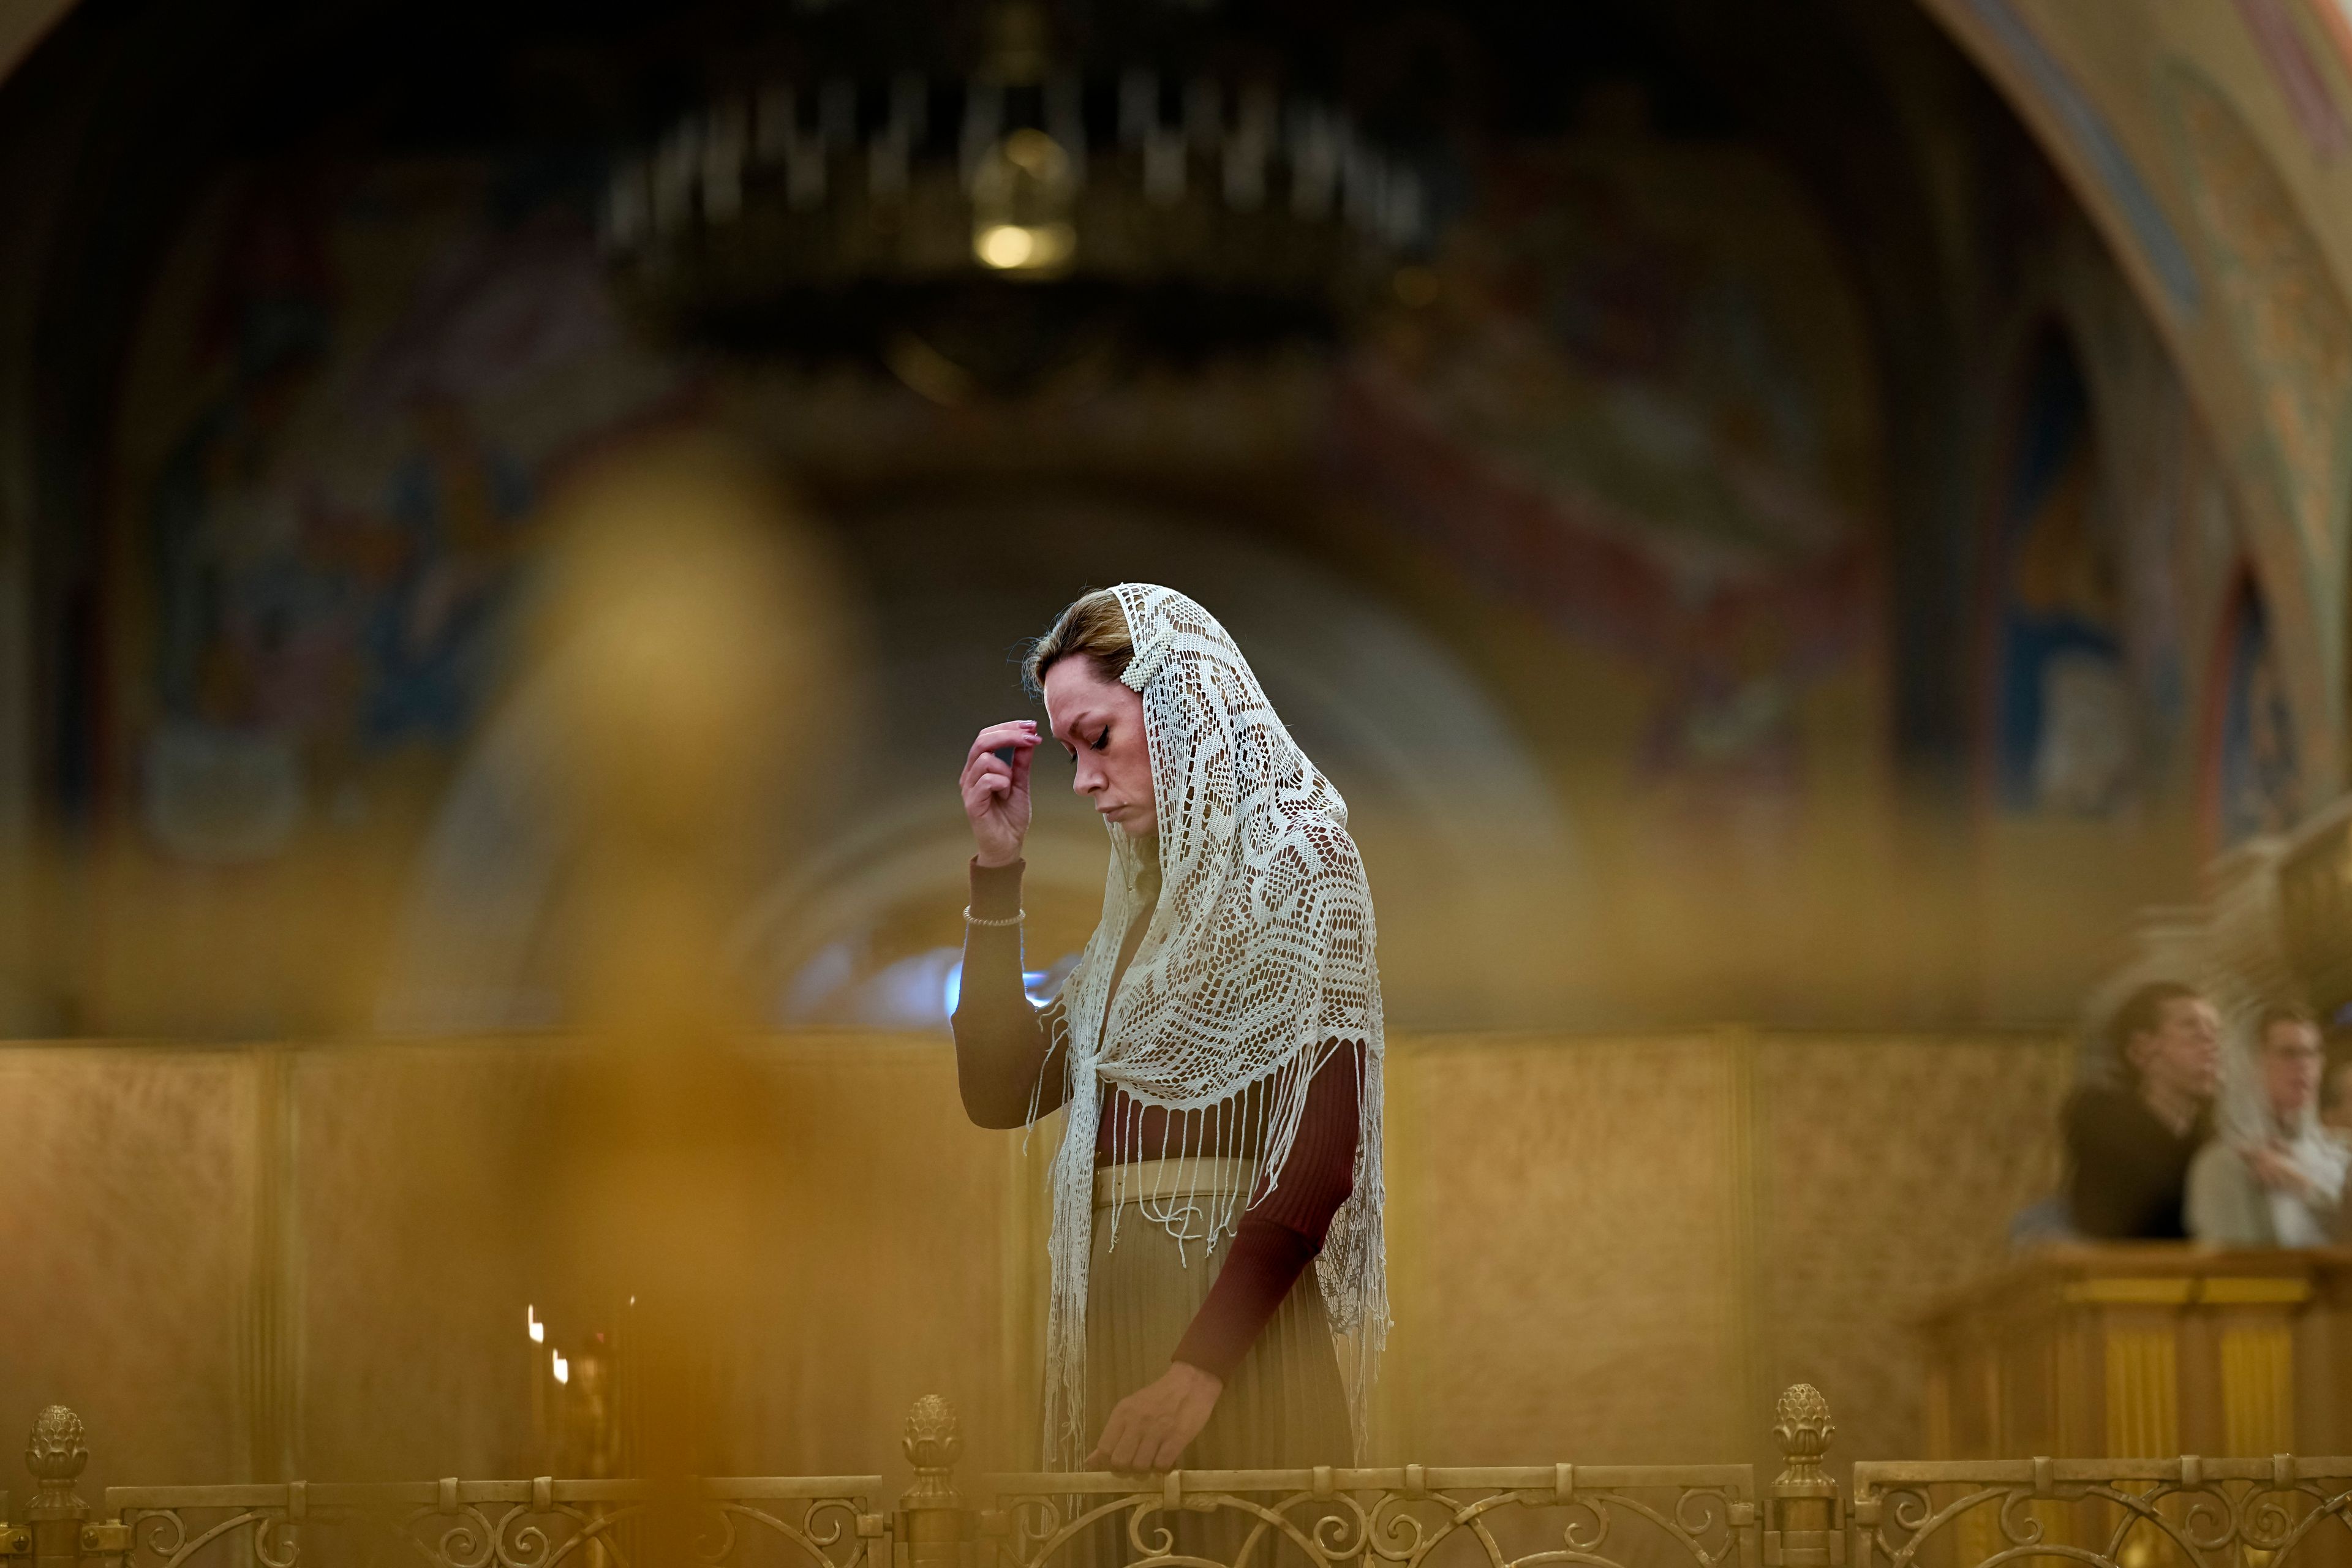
1084, 1363, 1223, 1472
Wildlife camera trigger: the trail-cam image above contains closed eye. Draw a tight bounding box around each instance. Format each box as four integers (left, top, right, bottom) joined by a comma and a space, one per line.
1089, 726, 1110, 752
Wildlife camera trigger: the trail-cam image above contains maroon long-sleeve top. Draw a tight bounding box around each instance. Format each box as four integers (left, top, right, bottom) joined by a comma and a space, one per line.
952, 856, 1361, 1379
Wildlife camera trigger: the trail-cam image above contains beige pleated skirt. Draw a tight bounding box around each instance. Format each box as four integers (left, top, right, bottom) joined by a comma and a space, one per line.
1083, 1157, 1353, 1470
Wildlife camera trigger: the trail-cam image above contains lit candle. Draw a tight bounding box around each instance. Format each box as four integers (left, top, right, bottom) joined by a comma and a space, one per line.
529, 1306, 548, 1467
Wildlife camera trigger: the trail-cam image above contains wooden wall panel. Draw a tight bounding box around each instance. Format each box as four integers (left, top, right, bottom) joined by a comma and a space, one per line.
1749, 1034, 2074, 1468
1383, 1035, 1752, 1464
0, 1047, 252, 1497
0, 1030, 2076, 1491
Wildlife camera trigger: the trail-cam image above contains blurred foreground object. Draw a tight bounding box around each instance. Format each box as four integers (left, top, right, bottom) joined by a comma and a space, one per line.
522, 436, 845, 1540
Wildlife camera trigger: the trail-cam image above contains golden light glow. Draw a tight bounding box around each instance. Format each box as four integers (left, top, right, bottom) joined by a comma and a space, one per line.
527, 1305, 544, 1344
551, 1351, 569, 1385
970, 128, 1077, 276
974, 221, 1074, 272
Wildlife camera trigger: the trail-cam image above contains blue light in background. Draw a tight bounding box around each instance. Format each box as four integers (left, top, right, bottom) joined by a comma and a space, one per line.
941, 958, 1056, 1020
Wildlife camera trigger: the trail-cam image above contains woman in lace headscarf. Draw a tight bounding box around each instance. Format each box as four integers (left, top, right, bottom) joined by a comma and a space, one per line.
954, 584, 1384, 1472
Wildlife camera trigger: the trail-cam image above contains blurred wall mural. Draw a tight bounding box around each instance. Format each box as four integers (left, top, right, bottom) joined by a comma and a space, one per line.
78, 65, 2296, 1040
1343, 141, 1882, 918
89, 119, 1914, 1035
10, 1, 2343, 1030
2210, 575, 2302, 848
121, 167, 689, 854
1985, 334, 2130, 821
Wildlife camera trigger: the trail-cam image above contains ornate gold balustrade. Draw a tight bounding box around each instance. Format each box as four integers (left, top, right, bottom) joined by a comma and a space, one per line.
0, 1387, 2344, 1568
1853, 1457, 2352, 1568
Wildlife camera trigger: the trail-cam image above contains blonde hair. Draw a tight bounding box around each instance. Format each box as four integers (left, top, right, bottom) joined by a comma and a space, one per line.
1022, 588, 1133, 696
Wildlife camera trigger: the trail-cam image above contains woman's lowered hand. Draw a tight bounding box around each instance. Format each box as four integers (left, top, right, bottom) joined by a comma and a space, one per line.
1084, 1362, 1223, 1472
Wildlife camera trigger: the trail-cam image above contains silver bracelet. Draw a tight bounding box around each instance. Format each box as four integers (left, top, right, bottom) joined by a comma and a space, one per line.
963, 905, 1025, 928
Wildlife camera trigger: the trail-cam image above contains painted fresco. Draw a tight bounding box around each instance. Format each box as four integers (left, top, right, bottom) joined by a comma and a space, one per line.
2226, 0, 2349, 157
2211, 577, 2302, 845
112, 162, 688, 865
1338, 140, 1883, 853
2171, 67, 2352, 572
1985, 334, 2133, 818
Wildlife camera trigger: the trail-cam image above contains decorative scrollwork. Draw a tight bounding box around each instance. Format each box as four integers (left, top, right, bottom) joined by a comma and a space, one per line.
691, 1496, 873, 1568
1855, 1464, 2352, 1568
988, 1474, 1751, 1568
106, 1489, 878, 1568
119, 1509, 306, 1568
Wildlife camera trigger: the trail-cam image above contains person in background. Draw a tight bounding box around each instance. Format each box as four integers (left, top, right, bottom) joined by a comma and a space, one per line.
2064, 982, 2221, 1239
2188, 1006, 2346, 1246
2332, 1052, 2352, 1240
2322, 1050, 2352, 1150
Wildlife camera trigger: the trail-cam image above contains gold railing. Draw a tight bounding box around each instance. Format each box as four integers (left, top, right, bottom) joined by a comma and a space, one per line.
1852, 1456, 2352, 1568
2, 1388, 2346, 1568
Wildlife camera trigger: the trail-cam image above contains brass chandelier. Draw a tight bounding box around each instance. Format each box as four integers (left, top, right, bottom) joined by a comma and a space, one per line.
598, 6, 1433, 385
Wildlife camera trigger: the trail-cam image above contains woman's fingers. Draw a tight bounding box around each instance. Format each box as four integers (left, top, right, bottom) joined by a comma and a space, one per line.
1150, 1428, 1188, 1472
965, 720, 1041, 769
1089, 1398, 1148, 1472
1109, 1415, 1149, 1472
960, 755, 1024, 812
960, 753, 1010, 793
1082, 1409, 1123, 1470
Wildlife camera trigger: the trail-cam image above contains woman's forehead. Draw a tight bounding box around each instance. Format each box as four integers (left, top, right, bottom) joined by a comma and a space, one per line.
1042, 662, 1129, 736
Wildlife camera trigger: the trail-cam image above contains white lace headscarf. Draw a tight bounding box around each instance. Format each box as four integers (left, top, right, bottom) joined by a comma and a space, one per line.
1039, 583, 1386, 1465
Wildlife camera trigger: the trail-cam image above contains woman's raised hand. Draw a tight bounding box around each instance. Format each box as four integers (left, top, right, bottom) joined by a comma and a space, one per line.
961, 720, 1041, 868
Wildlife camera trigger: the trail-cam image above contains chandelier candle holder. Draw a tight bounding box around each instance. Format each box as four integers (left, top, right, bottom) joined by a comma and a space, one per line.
598, 7, 1433, 382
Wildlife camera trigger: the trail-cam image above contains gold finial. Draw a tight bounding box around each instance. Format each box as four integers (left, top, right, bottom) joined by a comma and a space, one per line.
26, 1406, 88, 1510
26, 1408, 86, 1481
1773, 1384, 1834, 1488
901, 1395, 963, 1509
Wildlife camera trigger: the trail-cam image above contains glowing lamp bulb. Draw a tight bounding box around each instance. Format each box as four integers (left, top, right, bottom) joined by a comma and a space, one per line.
973, 221, 1076, 273
552, 1351, 569, 1385
976, 224, 1037, 270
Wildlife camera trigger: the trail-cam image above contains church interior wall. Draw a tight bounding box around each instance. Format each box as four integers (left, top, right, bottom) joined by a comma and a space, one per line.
0, 1028, 2070, 1496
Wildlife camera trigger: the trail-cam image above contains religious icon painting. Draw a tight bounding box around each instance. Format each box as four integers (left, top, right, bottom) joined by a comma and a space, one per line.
2207, 573, 2302, 848
1984, 330, 2135, 819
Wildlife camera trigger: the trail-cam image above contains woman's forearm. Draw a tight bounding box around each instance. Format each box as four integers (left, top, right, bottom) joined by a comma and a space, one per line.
951, 858, 1068, 1128
1171, 1040, 1364, 1377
